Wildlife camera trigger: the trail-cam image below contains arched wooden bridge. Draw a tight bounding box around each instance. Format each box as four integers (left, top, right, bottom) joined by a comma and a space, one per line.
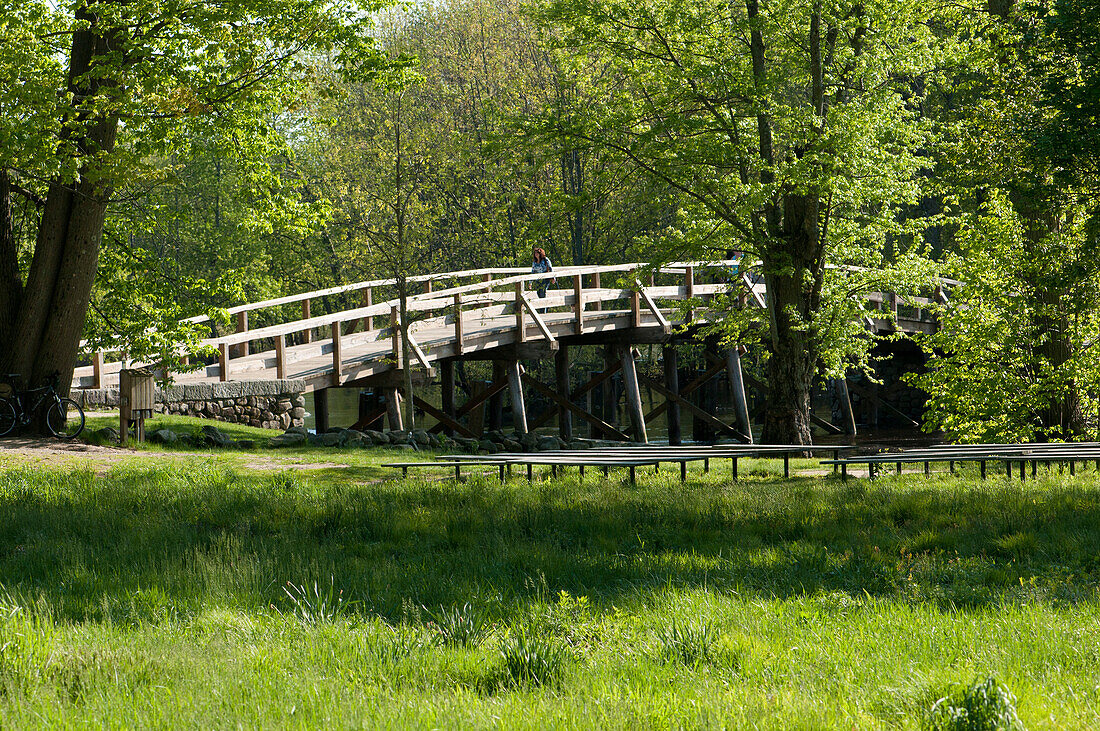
73, 261, 950, 442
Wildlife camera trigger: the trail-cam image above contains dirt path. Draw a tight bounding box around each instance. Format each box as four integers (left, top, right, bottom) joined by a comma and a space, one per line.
0, 437, 346, 473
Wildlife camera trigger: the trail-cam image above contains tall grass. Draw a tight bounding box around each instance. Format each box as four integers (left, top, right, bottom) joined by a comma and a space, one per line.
0, 459, 1098, 726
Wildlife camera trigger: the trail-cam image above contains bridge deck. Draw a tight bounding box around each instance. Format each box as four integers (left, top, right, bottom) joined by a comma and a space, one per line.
74, 261, 946, 394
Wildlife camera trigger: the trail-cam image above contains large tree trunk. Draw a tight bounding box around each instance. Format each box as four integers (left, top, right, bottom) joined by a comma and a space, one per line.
0, 171, 21, 356
5, 6, 120, 396
760, 193, 823, 445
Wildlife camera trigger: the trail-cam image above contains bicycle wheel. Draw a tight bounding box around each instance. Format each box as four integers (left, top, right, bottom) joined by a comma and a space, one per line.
0, 398, 16, 437
45, 397, 85, 439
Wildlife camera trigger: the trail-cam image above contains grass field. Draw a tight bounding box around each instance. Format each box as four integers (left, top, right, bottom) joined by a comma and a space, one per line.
0, 420, 1098, 728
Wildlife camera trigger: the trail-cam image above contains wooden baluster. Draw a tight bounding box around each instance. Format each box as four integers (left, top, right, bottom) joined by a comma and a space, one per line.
218, 343, 230, 382
631, 286, 641, 328
573, 274, 584, 335
424, 280, 433, 294
391, 306, 401, 367
592, 271, 601, 311
275, 334, 287, 379
685, 266, 695, 320
454, 293, 464, 354
331, 322, 342, 385
235, 311, 249, 357
92, 351, 104, 389
301, 299, 312, 344
362, 287, 373, 332
483, 273, 492, 283
515, 282, 526, 342
648, 271, 655, 287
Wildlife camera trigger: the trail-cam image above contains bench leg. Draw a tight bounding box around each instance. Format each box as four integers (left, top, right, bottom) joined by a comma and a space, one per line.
1070, 460, 1076, 476
551, 465, 558, 478
579, 465, 585, 480
896, 462, 901, 475
924, 461, 930, 475
602, 465, 609, 477
527, 464, 533, 482
704, 458, 709, 474
402, 466, 408, 478
841, 463, 847, 482
833, 449, 839, 472
455, 465, 462, 482
783, 454, 790, 479
680, 461, 687, 482
629, 465, 636, 485
499, 464, 505, 483
731, 457, 738, 482
980, 461, 986, 480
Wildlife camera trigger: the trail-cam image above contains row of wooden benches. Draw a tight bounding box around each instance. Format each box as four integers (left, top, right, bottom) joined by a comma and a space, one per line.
385, 444, 854, 484
385, 441, 1100, 484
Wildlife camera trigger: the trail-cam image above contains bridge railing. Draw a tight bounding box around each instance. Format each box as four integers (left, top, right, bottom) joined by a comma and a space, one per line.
74, 260, 955, 389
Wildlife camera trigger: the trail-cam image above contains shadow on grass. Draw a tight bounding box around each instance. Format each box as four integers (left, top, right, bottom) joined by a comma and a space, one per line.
1, 464, 1099, 623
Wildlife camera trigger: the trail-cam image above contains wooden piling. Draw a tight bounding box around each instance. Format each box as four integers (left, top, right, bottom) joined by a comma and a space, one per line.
620, 347, 648, 443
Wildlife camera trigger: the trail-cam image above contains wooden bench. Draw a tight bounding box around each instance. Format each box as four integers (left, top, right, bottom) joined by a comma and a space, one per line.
383, 460, 507, 482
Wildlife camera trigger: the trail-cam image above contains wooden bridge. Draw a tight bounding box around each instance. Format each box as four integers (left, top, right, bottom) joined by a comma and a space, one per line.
73, 261, 949, 442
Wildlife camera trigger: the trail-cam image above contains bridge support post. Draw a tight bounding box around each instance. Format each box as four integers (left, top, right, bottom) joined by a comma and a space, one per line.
556, 346, 572, 442
314, 388, 330, 433
726, 347, 754, 444
835, 377, 857, 436
620, 346, 648, 443
385, 387, 404, 431
664, 345, 681, 445
507, 361, 528, 434
440, 360, 456, 437
602, 347, 618, 438
489, 362, 505, 431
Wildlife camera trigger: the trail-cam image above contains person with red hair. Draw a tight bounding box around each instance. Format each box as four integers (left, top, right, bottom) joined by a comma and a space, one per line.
530, 247, 554, 298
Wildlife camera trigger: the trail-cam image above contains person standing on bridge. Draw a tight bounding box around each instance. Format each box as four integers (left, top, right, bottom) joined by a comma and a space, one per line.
531, 247, 555, 298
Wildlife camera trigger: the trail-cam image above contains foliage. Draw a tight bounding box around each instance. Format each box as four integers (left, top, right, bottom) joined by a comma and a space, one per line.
926, 676, 1025, 731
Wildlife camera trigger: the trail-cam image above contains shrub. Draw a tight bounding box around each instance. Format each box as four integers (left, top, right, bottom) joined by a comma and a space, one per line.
657, 620, 719, 667
277, 578, 351, 625
429, 603, 490, 648
926, 676, 1025, 731
498, 627, 568, 687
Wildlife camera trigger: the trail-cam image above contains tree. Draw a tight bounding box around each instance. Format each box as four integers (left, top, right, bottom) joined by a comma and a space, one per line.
539, 0, 940, 443
0, 0, 386, 396
913, 0, 1100, 441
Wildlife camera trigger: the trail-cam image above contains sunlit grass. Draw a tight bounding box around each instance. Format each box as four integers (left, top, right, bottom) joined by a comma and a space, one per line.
1, 453, 1099, 727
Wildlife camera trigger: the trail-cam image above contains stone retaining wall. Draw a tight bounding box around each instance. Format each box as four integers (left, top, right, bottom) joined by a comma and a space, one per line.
73, 379, 309, 431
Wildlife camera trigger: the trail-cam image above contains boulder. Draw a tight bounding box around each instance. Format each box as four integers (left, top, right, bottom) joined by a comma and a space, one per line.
537, 436, 562, 451
286, 425, 309, 436
269, 432, 306, 448
412, 429, 431, 447
148, 429, 180, 445
318, 432, 342, 447
478, 439, 500, 454
88, 427, 121, 445
502, 439, 522, 452
198, 425, 234, 448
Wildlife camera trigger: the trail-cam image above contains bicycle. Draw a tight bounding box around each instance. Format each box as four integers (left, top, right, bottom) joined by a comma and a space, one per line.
0, 373, 85, 439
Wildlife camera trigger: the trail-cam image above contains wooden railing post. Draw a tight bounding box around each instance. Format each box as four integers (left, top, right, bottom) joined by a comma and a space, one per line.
92, 351, 104, 389
391, 306, 402, 367
515, 282, 526, 342
592, 271, 601, 311
301, 299, 312, 344
483, 273, 492, 283
275, 334, 287, 379
454, 293, 464, 354
235, 311, 249, 357
573, 274, 584, 335
331, 322, 342, 385
685, 265, 695, 320
889, 292, 898, 331
362, 287, 373, 332
218, 343, 230, 382
424, 280, 433, 294
631, 276, 641, 328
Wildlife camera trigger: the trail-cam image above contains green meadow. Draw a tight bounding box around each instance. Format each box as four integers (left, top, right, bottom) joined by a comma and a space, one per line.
1, 420, 1098, 728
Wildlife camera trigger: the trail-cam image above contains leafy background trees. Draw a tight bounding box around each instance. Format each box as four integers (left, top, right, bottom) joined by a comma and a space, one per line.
3, 0, 1098, 442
